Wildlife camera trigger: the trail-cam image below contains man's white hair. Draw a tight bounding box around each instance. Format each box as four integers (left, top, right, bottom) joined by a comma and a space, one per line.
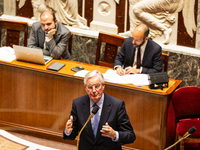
84, 70, 104, 85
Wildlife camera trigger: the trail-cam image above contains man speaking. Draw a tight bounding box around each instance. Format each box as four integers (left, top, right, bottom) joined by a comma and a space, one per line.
63, 70, 135, 150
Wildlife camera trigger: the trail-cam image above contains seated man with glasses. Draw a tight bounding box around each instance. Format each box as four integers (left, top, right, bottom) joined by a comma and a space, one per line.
63, 70, 135, 150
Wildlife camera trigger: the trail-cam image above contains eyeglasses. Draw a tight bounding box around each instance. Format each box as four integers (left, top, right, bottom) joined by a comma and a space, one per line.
86, 84, 101, 91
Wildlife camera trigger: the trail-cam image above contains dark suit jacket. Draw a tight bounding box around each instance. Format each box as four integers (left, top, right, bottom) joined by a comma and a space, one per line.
114, 38, 163, 74
28, 21, 71, 59
63, 93, 135, 150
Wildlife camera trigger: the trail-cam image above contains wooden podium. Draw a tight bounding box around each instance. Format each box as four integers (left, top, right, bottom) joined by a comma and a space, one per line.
0, 59, 181, 150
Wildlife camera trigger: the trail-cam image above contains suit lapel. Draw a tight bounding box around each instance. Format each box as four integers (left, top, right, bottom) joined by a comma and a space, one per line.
142, 39, 150, 65
95, 94, 112, 140
38, 28, 45, 48
82, 96, 94, 139
54, 22, 61, 42
128, 40, 135, 66
131, 46, 136, 65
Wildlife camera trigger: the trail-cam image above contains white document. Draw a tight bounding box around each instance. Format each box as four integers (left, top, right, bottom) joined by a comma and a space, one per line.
0, 46, 16, 62
73, 69, 150, 86
103, 69, 131, 84
104, 69, 150, 85
74, 70, 90, 77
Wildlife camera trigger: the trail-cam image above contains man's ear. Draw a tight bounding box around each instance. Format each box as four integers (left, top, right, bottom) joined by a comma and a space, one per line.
102, 83, 105, 90
84, 84, 87, 91
145, 36, 149, 41
55, 19, 58, 24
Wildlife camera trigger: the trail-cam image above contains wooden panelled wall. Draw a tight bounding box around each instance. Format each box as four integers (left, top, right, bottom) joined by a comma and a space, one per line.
16, 0, 197, 48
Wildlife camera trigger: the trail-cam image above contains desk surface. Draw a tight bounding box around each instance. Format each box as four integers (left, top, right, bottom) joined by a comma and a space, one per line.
0, 59, 181, 150
1, 59, 181, 95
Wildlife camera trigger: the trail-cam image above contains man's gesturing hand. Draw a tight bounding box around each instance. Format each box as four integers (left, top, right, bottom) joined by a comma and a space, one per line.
65, 115, 73, 134
100, 122, 116, 140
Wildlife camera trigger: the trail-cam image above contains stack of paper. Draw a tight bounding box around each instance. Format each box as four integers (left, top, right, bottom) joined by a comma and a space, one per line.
74, 70, 90, 77
104, 69, 150, 85
74, 69, 150, 86
0, 46, 16, 62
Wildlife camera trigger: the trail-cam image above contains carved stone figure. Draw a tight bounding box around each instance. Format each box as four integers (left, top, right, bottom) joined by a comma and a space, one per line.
31, 0, 47, 21
118, 0, 196, 44
45, 0, 89, 30
18, 0, 89, 30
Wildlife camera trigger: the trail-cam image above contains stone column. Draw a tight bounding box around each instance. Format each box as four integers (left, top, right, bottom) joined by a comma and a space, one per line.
90, 0, 118, 34
196, 0, 200, 50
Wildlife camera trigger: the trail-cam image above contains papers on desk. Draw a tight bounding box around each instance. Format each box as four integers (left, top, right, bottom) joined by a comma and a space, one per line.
74, 69, 150, 86
0, 46, 16, 62
74, 70, 90, 77
104, 69, 150, 85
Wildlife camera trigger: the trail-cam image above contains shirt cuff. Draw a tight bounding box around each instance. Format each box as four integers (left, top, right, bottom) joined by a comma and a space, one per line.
64, 129, 72, 136
140, 67, 143, 73
114, 65, 121, 70
132, 66, 142, 73
45, 35, 53, 42
112, 131, 119, 142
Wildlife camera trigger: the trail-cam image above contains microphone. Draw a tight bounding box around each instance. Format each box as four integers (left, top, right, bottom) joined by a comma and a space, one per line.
92, 106, 99, 115
77, 106, 99, 150
182, 126, 197, 137
164, 126, 197, 150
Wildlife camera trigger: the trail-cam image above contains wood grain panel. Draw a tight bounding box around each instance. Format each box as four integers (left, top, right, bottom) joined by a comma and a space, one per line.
0, 60, 181, 150
116, 0, 126, 33
177, 0, 198, 47
16, 0, 33, 18
84, 0, 93, 27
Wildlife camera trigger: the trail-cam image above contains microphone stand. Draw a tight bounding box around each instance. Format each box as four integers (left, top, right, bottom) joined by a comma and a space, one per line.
77, 113, 94, 150
76, 106, 99, 150
164, 134, 191, 150
165, 126, 197, 150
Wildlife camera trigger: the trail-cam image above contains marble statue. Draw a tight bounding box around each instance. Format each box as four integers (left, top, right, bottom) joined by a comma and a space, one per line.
31, 0, 47, 21
18, 0, 89, 30
45, 0, 89, 30
118, 0, 196, 44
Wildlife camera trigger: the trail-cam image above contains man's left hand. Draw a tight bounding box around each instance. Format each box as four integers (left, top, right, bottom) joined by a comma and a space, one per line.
124, 66, 140, 74
100, 122, 116, 139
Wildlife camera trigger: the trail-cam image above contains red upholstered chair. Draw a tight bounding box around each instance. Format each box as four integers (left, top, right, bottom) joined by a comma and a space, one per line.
172, 86, 200, 150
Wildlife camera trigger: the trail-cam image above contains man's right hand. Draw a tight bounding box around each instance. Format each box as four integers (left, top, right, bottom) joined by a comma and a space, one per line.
65, 116, 73, 134
116, 66, 125, 76
47, 29, 57, 36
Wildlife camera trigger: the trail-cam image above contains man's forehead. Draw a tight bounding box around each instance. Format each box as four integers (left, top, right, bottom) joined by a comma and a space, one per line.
86, 75, 101, 84
41, 13, 54, 21
132, 30, 144, 40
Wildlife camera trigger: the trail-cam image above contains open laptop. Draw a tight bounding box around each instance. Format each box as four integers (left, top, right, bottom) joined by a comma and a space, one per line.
13, 45, 53, 65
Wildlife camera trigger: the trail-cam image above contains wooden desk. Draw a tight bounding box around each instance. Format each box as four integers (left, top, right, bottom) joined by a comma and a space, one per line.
0, 59, 181, 150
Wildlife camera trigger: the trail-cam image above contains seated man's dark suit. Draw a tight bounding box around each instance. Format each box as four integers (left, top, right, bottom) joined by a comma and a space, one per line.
114, 37, 163, 74
63, 93, 135, 150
